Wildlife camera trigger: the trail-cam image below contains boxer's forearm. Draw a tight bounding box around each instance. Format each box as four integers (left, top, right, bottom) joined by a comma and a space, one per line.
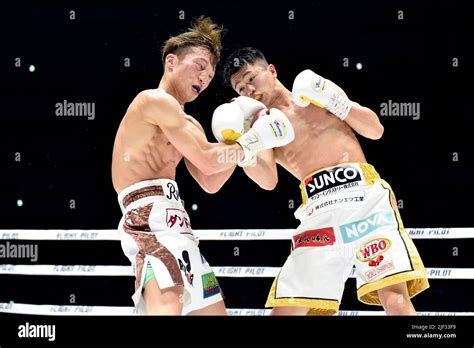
242, 150, 278, 190
203, 144, 243, 175
185, 158, 236, 194
344, 102, 384, 140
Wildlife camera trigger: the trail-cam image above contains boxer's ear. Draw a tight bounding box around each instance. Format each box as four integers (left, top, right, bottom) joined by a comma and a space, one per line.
165, 54, 178, 71
268, 64, 277, 78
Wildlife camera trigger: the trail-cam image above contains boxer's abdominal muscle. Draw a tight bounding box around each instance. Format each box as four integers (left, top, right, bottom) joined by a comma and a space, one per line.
274, 105, 367, 181
112, 110, 182, 194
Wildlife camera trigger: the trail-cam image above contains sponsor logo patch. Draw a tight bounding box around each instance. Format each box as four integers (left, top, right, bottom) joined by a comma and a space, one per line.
356, 238, 392, 263
202, 272, 220, 298
269, 117, 287, 139
340, 211, 397, 243
166, 208, 191, 230
292, 227, 335, 249
304, 165, 362, 200
365, 259, 395, 281
305, 192, 365, 217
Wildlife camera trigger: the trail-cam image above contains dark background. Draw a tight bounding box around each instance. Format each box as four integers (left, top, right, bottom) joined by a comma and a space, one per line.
0, 0, 472, 312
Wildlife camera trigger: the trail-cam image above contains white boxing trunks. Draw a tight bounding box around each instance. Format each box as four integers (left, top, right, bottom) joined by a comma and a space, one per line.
266, 163, 429, 315
117, 178, 223, 315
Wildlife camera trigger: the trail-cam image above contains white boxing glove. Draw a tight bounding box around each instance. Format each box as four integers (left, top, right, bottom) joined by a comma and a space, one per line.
236, 108, 295, 167
232, 96, 266, 131
292, 69, 353, 121
211, 102, 244, 143
211, 96, 266, 143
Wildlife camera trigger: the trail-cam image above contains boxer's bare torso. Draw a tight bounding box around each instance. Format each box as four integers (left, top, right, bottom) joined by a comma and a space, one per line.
273, 103, 366, 181
112, 89, 200, 194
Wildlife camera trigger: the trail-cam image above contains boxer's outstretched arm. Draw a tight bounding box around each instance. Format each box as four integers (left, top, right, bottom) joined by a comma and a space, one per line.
333, 84, 384, 140
242, 149, 278, 190
183, 115, 236, 193
140, 91, 242, 175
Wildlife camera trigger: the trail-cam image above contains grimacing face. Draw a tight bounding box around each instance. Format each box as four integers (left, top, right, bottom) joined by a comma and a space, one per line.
167, 46, 215, 102
230, 62, 277, 105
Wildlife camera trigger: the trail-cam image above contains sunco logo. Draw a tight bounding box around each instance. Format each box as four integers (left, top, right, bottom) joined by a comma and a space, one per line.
305, 165, 361, 197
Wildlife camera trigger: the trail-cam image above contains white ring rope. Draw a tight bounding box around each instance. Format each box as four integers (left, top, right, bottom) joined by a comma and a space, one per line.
0, 302, 472, 316
0, 265, 472, 280
0, 227, 472, 241
1, 228, 472, 316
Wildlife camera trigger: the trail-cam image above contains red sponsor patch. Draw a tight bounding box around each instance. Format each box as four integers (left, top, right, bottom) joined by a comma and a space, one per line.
293, 228, 335, 249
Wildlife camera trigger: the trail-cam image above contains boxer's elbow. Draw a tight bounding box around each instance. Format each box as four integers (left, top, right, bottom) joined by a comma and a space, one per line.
258, 177, 278, 191
201, 185, 219, 194
201, 180, 224, 194
260, 182, 277, 190
201, 163, 219, 176
362, 109, 384, 140
369, 122, 384, 140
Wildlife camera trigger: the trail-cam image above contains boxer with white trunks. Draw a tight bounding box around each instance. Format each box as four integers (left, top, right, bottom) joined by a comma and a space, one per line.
111, 22, 295, 315
219, 47, 429, 315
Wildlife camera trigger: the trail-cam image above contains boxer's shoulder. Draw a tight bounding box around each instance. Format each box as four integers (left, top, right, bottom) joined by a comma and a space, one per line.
138, 89, 185, 126
138, 89, 181, 111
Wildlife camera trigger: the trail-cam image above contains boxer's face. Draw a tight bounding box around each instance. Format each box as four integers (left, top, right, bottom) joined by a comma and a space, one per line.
231, 62, 277, 105
166, 46, 215, 102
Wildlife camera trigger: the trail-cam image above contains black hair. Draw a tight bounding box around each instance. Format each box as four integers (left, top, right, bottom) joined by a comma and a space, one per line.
222, 47, 268, 87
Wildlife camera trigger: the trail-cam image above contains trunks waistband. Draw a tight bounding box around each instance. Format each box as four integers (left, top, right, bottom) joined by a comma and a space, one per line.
117, 178, 182, 212
299, 162, 380, 204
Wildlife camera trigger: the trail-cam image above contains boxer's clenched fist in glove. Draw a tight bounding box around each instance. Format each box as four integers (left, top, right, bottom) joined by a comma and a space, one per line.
236, 108, 295, 167
292, 69, 353, 121
211, 96, 265, 143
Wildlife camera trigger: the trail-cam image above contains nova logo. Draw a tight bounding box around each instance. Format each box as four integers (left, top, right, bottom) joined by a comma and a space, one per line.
340, 211, 396, 243
304, 165, 361, 198
356, 238, 391, 262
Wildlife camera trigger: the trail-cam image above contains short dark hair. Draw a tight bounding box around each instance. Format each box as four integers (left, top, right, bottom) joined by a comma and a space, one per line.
222, 47, 268, 87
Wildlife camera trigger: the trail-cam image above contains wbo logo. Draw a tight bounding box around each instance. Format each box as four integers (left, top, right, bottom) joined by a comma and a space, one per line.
340, 211, 396, 243
356, 238, 392, 263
